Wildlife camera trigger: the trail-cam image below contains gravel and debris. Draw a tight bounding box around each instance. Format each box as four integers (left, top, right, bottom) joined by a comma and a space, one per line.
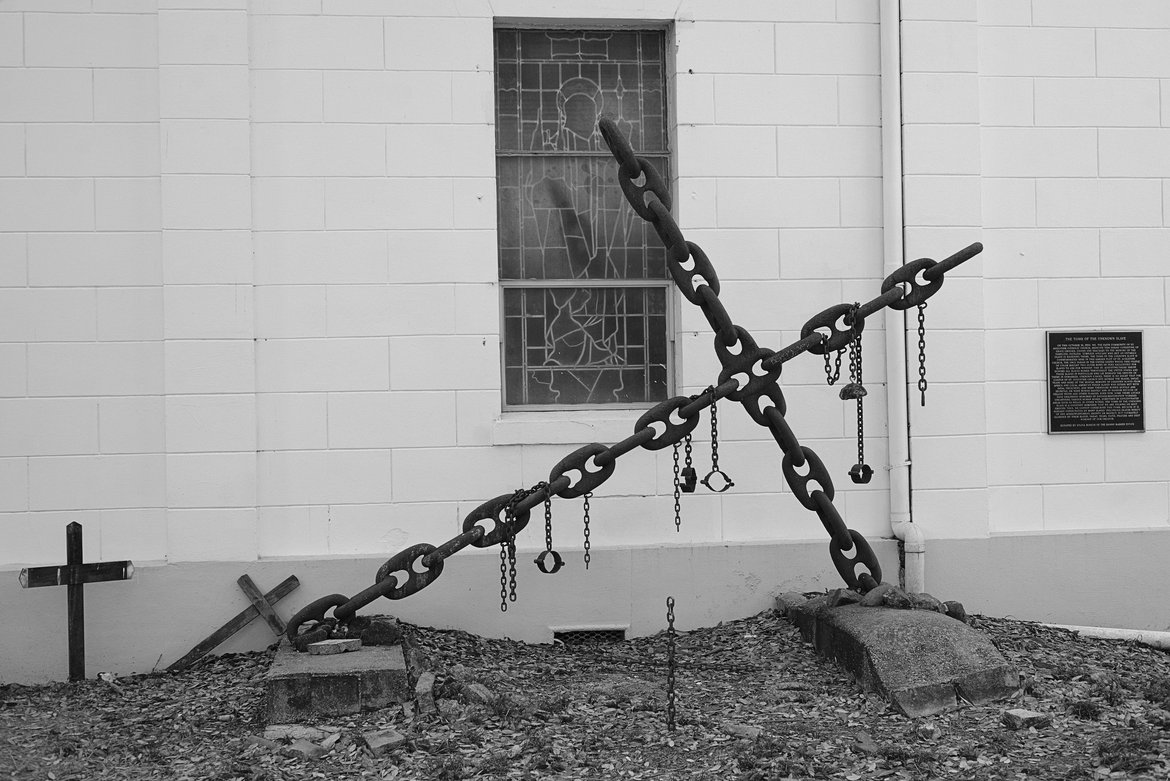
3, 609, 1170, 780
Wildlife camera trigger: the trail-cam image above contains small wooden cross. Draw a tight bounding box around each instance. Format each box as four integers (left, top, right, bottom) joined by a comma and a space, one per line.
18, 521, 133, 682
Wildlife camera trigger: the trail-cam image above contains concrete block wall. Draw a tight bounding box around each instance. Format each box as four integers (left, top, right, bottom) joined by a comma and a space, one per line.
975, 0, 1170, 534
0, 1, 889, 576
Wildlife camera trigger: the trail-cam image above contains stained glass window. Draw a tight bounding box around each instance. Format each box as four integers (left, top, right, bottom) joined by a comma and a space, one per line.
496, 28, 671, 408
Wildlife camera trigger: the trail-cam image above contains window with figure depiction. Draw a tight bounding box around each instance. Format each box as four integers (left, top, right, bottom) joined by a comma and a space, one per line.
495, 29, 672, 408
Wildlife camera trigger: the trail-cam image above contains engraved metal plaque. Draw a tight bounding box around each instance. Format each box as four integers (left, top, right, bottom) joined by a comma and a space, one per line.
1047, 331, 1143, 433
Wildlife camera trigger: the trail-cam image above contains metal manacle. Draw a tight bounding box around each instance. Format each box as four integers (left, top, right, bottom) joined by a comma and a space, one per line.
285, 119, 983, 648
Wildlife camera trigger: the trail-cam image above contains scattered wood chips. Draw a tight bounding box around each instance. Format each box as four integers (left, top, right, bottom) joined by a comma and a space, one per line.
3, 610, 1169, 780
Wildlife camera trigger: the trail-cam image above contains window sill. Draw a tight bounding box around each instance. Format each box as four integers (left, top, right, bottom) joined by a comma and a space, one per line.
493, 409, 642, 446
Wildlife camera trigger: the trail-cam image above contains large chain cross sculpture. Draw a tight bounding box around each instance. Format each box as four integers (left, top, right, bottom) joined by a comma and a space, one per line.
286, 119, 982, 643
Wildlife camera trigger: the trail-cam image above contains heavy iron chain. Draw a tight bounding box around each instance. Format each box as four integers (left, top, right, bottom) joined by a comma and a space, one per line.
917, 302, 929, 406
282, 120, 983, 647
700, 385, 733, 493
666, 595, 677, 732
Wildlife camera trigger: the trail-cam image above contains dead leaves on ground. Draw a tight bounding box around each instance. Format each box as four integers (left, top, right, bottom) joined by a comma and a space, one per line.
3, 611, 1170, 779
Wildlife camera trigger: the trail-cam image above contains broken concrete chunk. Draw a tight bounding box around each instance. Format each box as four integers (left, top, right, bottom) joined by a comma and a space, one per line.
721, 722, 762, 740
775, 592, 809, 617
363, 728, 407, 756
826, 588, 861, 608
1001, 708, 1052, 731
462, 682, 495, 705
907, 592, 945, 613
283, 739, 327, 759
859, 583, 895, 607
881, 587, 914, 610
307, 638, 362, 655
263, 724, 330, 743
943, 600, 968, 623
415, 670, 437, 714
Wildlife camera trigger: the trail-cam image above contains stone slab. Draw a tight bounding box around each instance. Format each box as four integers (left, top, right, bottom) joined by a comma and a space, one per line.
264, 640, 410, 724
789, 602, 1018, 718
307, 638, 361, 655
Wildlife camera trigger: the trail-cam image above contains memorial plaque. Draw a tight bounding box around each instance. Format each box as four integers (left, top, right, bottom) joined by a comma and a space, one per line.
1047, 331, 1143, 433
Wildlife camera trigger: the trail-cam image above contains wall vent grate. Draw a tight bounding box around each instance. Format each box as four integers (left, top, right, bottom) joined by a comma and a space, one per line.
553, 628, 626, 646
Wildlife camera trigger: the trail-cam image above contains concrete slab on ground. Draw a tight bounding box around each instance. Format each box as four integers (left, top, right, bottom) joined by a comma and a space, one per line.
264, 640, 411, 723
787, 600, 1018, 717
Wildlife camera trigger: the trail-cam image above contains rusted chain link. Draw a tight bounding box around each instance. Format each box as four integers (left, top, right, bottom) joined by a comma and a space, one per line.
284, 119, 983, 646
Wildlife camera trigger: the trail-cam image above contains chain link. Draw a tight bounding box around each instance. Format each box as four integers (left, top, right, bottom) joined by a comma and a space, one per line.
281, 120, 984, 642
917, 302, 928, 406
666, 595, 677, 732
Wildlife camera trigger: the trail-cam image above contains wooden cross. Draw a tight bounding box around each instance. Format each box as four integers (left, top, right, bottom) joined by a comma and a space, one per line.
18, 522, 134, 682
166, 574, 299, 672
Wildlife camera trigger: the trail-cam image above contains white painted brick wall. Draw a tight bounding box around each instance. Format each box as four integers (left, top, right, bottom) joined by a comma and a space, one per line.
3, 0, 1164, 578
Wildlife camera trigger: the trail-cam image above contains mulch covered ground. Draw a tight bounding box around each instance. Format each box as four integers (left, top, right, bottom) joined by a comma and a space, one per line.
3, 608, 1170, 780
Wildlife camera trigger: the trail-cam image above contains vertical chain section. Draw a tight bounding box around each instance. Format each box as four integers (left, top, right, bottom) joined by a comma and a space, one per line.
917, 302, 928, 406
666, 595, 677, 732
672, 441, 682, 532
824, 342, 843, 386
681, 433, 696, 493
700, 386, 734, 493
278, 120, 983, 642
498, 538, 509, 613
582, 492, 592, 570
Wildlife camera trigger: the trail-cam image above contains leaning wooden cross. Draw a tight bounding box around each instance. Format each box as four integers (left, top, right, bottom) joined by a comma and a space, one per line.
18, 521, 133, 682
166, 573, 300, 672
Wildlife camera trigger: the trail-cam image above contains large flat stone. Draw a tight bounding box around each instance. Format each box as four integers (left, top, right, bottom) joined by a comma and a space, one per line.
264, 640, 410, 724
789, 602, 1018, 718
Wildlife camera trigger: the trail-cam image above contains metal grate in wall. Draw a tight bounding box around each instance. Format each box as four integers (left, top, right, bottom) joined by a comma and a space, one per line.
553, 628, 627, 646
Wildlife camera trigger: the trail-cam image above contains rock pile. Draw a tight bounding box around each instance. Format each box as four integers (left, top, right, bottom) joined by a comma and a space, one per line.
778, 583, 968, 624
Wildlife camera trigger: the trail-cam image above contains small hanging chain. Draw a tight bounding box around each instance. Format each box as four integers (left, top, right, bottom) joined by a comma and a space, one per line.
823, 337, 844, 386
708, 387, 720, 472
507, 538, 518, 603
700, 387, 734, 493
582, 492, 592, 570
541, 483, 553, 554
680, 433, 696, 493
672, 441, 682, 532
851, 320, 865, 468
497, 488, 531, 611
543, 501, 553, 551
917, 302, 928, 406
498, 537, 509, 613
666, 595, 677, 732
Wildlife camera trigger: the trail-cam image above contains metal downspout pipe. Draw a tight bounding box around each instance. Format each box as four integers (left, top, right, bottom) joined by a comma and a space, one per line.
880, 0, 925, 592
